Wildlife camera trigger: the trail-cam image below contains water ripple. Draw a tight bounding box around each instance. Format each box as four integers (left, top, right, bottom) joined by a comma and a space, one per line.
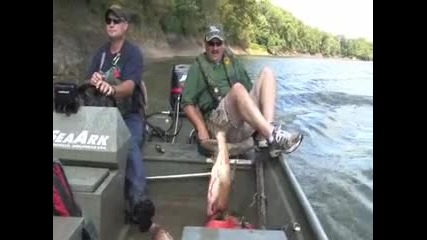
146, 56, 373, 240
247, 57, 374, 240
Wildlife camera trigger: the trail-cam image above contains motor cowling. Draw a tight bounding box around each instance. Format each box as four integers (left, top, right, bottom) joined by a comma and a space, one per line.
169, 64, 191, 111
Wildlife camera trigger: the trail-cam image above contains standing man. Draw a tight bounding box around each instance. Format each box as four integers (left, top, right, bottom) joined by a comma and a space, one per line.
85, 4, 154, 233
181, 25, 304, 158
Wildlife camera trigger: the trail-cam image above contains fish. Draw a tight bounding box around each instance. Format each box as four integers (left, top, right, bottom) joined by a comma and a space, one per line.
206, 130, 231, 217
149, 223, 174, 240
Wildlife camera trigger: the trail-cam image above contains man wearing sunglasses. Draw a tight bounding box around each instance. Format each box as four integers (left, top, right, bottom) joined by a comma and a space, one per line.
85, 4, 155, 234
182, 25, 304, 158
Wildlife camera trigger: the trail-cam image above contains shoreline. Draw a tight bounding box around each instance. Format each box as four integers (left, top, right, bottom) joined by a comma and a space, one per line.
53, 42, 369, 81
143, 44, 368, 62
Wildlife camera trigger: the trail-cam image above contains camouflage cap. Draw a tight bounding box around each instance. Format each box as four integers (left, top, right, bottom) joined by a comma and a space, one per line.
205, 25, 225, 41
105, 4, 130, 22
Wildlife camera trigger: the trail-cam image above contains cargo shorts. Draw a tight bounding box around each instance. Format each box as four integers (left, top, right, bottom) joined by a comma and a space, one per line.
206, 84, 260, 143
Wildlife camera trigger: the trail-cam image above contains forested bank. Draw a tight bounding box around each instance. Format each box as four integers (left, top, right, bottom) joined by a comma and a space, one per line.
53, 0, 372, 80
135, 0, 373, 60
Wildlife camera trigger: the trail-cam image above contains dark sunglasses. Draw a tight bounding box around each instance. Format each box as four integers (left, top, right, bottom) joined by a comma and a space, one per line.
208, 41, 223, 47
105, 18, 122, 25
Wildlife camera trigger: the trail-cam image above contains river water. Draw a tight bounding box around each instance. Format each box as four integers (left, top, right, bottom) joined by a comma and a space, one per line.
143, 55, 373, 240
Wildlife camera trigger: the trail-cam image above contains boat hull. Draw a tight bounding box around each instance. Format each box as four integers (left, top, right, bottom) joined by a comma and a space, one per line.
120, 140, 328, 240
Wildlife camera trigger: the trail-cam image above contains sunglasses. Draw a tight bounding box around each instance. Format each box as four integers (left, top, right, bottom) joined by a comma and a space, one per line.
105, 18, 122, 25
208, 41, 223, 47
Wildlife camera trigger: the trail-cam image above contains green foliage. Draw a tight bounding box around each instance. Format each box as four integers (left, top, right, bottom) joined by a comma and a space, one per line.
83, 0, 373, 60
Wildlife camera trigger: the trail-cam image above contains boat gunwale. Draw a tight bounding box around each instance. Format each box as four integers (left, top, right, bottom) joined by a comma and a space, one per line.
279, 155, 329, 240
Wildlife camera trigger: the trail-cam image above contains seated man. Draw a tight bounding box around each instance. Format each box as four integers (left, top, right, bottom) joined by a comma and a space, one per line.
181, 25, 303, 158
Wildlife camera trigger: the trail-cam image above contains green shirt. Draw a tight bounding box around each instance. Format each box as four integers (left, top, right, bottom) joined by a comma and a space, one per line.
181, 53, 253, 119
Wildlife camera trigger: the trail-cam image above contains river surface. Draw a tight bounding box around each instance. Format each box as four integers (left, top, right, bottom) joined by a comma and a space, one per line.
143, 55, 373, 240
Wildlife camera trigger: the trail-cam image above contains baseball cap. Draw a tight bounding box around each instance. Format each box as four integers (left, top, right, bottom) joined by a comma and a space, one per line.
205, 25, 225, 41
105, 4, 130, 22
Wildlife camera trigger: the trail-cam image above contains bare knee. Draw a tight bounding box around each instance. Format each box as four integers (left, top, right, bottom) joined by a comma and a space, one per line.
260, 66, 275, 79
230, 82, 246, 94
228, 83, 250, 102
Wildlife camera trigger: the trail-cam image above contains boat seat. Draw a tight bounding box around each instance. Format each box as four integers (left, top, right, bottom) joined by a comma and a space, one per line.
181, 226, 288, 240
53, 216, 84, 240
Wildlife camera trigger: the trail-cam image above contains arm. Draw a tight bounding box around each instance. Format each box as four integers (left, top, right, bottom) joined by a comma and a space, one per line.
113, 45, 144, 98
183, 105, 209, 141
111, 80, 135, 98
98, 44, 143, 98
96, 74, 136, 98
181, 63, 210, 140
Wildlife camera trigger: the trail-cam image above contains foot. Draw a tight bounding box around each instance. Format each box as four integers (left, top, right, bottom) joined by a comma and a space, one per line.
268, 124, 303, 157
130, 199, 155, 232
254, 122, 281, 150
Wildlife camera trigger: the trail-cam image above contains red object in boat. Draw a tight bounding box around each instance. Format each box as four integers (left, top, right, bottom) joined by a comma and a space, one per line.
205, 215, 255, 229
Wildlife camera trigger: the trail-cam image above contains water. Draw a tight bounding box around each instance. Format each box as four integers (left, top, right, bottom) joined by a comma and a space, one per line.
143, 56, 373, 240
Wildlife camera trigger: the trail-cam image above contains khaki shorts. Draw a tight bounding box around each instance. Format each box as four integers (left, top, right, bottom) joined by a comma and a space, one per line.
206, 83, 260, 143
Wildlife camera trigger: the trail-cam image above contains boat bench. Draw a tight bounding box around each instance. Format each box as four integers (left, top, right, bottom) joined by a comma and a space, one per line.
62, 166, 123, 240
144, 142, 255, 165
143, 141, 256, 180
181, 226, 288, 240
53, 107, 131, 240
53, 216, 84, 240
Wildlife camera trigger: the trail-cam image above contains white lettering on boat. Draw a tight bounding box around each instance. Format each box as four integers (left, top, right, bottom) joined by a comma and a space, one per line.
53, 130, 110, 151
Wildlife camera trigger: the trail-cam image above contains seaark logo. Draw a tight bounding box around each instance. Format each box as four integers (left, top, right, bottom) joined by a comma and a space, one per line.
53, 130, 110, 151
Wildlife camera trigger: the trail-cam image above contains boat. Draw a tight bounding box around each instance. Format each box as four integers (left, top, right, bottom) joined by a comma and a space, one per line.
52, 64, 329, 240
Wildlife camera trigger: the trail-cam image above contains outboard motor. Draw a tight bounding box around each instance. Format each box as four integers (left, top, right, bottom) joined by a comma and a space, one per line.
145, 64, 191, 143
169, 64, 191, 112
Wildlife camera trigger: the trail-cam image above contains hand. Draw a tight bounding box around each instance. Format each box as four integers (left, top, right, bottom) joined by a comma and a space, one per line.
197, 128, 210, 142
90, 72, 105, 86
96, 81, 115, 96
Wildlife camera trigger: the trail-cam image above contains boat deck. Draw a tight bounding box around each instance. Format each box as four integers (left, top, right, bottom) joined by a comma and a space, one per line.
121, 141, 324, 240
53, 94, 329, 239
123, 142, 258, 239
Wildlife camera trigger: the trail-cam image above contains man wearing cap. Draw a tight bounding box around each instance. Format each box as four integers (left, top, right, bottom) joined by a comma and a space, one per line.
85, 4, 155, 233
182, 25, 304, 159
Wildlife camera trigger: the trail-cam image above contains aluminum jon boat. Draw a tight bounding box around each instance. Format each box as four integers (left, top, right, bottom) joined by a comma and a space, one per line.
52, 64, 329, 240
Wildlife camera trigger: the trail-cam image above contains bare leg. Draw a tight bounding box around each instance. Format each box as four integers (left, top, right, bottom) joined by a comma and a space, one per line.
249, 68, 303, 156
250, 67, 276, 124
217, 66, 303, 156
226, 83, 273, 138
